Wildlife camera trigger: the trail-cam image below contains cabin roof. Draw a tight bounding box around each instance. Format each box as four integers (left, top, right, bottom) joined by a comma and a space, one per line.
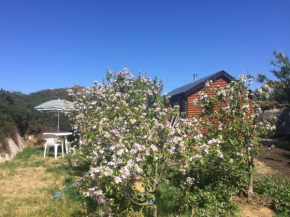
167, 70, 233, 98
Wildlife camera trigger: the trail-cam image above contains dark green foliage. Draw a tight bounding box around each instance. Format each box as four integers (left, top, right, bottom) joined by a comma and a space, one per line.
184, 162, 241, 216
156, 183, 184, 216
186, 185, 238, 216
256, 51, 290, 105
27, 88, 73, 108
155, 180, 238, 216
271, 51, 290, 83
256, 74, 268, 83
0, 88, 74, 142
153, 162, 241, 216
255, 175, 290, 215
25, 88, 74, 134
0, 90, 30, 135
270, 51, 290, 104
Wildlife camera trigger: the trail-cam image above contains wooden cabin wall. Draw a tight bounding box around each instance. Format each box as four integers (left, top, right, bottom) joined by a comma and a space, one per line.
187, 77, 230, 118
187, 77, 254, 119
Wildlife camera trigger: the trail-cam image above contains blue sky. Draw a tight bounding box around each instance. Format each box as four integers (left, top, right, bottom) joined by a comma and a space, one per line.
0, 0, 289, 94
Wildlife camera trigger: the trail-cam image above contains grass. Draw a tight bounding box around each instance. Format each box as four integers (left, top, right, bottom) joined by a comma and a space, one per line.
0, 145, 87, 217
0, 144, 280, 216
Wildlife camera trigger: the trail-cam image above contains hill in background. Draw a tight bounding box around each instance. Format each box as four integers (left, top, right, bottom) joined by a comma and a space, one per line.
0, 87, 74, 153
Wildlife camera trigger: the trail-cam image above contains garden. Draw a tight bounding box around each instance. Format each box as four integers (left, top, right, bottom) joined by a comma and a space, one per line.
61, 67, 285, 216
1, 51, 290, 216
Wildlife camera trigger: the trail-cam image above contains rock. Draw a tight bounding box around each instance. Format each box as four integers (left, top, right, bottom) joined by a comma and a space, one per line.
262, 107, 290, 137
0, 133, 25, 163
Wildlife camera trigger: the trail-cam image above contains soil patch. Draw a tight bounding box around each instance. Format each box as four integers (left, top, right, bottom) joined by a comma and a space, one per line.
236, 197, 274, 217
254, 159, 275, 176
257, 143, 290, 178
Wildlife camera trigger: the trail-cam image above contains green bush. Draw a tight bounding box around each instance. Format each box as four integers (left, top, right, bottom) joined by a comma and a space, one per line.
156, 183, 184, 216
187, 185, 238, 217
154, 181, 238, 217
255, 175, 290, 215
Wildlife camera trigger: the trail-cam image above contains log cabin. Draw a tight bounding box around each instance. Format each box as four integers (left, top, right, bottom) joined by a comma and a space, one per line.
168, 70, 234, 118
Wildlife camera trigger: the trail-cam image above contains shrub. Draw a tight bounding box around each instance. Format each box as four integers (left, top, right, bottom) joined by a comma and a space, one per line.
255, 175, 290, 215
68, 70, 275, 216
192, 76, 276, 197
68, 69, 203, 216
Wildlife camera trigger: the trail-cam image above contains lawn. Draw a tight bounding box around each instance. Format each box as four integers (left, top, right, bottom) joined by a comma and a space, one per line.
1, 141, 289, 217
0, 146, 86, 217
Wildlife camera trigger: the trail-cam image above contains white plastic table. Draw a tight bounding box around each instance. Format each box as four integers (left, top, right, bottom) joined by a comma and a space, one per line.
43, 132, 73, 156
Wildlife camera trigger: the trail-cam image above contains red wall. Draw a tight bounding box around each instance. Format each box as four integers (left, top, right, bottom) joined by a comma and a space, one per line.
187, 77, 230, 118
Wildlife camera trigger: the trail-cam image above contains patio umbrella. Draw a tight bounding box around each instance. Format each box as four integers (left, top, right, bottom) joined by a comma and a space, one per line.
34, 99, 74, 132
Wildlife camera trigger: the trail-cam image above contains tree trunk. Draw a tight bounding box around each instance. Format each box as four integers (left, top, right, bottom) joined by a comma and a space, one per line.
153, 205, 157, 217
248, 161, 254, 198
152, 162, 158, 217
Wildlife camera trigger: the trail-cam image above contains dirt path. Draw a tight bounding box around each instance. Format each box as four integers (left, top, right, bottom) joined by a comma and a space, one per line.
257, 141, 290, 178
236, 196, 275, 217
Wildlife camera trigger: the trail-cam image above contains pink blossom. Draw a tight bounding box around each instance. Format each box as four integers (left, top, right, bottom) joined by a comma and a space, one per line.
130, 119, 136, 124
150, 144, 158, 152
114, 176, 122, 184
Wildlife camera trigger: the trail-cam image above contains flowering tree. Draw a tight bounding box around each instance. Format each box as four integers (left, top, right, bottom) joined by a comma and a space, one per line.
192, 75, 276, 197
68, 69, 202, 216
67, 70, 275, 216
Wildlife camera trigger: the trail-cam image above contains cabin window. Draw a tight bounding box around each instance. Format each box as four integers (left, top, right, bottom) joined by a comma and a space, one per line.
185, 100, 187, 118
172, 100, 178, 107
180, 99, 188, 118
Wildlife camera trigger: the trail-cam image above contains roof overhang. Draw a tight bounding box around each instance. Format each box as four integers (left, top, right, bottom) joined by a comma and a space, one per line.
169, 70, 234, 99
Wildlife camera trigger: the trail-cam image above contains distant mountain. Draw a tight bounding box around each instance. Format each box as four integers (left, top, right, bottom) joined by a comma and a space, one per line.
27, 88, 74, 108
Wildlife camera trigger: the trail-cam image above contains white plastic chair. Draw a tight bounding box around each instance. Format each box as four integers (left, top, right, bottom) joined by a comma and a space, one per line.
43, 135, 63, 159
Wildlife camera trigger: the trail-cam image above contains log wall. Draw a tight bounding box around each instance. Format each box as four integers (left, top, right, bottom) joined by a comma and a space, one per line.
187, 77, 229, 118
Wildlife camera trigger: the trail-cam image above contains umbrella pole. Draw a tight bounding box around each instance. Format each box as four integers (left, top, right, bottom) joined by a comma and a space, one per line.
57, 111, 60, 132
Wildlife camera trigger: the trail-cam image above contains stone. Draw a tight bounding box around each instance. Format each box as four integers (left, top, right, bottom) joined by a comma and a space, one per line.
0, 133, 25, 163
262, 107, 290, 137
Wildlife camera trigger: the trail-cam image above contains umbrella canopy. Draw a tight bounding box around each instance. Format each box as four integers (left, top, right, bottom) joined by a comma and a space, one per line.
34, 99, 74, 132
34, 99, 74, 112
